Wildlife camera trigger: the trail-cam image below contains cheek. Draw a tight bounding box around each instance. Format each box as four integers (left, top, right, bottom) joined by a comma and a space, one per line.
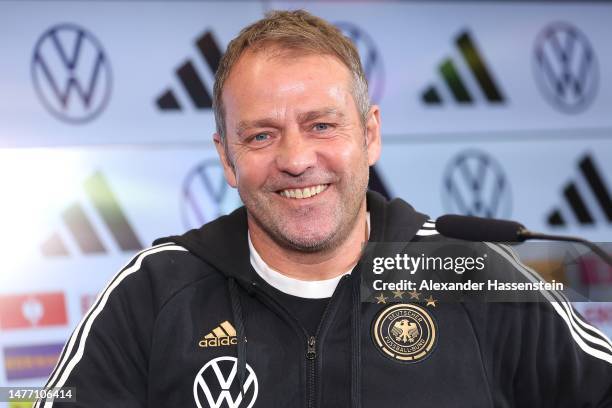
325, 139, 367, 173
234, 153, 272, 190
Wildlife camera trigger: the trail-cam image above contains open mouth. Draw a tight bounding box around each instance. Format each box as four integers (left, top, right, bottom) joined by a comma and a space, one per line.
278, 184, 329, 199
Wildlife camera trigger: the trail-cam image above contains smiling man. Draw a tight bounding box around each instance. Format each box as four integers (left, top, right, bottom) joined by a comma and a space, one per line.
38, 10, 612, 408
214, 40, 379, 281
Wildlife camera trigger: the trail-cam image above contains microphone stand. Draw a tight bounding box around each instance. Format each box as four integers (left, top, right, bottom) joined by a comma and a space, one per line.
517, 228, 612, 268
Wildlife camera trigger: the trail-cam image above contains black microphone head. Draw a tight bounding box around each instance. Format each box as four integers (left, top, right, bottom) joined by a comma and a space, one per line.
435, 214, 526, 242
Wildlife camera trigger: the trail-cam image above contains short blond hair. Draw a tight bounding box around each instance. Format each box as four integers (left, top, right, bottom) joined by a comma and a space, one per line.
213, 9, 370, 141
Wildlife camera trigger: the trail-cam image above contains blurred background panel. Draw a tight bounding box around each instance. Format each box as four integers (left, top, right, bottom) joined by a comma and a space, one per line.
0, 0, 611, 391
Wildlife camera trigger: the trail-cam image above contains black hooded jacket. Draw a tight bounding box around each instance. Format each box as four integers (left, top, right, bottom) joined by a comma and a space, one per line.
37, 191, 612, 407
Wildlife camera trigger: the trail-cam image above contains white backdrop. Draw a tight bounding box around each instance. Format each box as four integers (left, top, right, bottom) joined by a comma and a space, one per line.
0, 0, 611, 393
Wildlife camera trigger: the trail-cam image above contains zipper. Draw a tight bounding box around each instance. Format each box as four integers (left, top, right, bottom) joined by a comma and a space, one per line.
251, 275, 350, 408
307, 335, 316, 408
250, 284, 313, 408
307, 336, 316, 360
306, 276, 348, 408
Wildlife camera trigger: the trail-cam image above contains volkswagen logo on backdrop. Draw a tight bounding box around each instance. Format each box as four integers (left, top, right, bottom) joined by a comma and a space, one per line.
31, 23, 112, 123
181, 159, 241, 229
335, 22, 385, 104
533, 22, 598, 114
193, 356, 258, 408
442, 150, 511, 218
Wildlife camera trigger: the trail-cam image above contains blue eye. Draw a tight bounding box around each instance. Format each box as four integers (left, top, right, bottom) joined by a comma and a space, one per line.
254, 133, 269, 141
313, 123, 329, 131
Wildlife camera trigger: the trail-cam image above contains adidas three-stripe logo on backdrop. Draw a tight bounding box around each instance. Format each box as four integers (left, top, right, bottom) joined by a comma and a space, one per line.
548, 154, 612, 227
156, 31, 223, 111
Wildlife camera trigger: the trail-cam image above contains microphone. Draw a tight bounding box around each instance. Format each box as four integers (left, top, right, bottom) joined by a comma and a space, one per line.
436, 214, 612, 268
436, 215, 525, 243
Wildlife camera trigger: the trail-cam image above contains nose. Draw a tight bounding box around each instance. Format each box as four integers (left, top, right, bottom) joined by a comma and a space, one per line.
275, 128, 317, 176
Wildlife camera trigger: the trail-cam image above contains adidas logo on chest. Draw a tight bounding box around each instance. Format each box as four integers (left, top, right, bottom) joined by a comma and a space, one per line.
199, 320, 237, 348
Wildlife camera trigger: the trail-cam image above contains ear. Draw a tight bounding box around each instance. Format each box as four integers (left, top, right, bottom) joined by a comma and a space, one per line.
364, 105, 381, 166
213, 133, 238, 188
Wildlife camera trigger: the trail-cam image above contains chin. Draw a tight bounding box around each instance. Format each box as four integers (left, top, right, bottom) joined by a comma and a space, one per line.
281, 227, 338, 252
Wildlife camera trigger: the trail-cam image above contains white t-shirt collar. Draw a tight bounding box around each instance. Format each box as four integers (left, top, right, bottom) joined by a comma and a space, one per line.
248, 212, 370, 299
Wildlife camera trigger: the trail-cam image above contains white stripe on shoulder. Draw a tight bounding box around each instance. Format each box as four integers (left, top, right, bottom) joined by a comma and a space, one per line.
562, 298, 612, 346
495, 243, 612, 351
39, 242, 177, 397
416, 229, 439, 236
36, 243, 187, 407
486, 242, 612, 364
40, 242, 179, 394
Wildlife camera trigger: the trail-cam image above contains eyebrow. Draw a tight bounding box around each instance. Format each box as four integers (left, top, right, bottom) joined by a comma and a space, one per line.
235, 107, 345, 136
235, 118, 278, 137
296, 107, 345, 124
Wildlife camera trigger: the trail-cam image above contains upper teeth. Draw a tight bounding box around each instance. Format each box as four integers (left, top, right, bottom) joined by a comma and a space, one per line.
280, 184, 327, 199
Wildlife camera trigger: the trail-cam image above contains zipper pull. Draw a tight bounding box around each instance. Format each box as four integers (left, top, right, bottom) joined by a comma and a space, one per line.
306, 336, 316, 360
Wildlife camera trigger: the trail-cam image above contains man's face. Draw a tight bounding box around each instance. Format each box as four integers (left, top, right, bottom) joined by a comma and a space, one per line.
215, 48, 380, 252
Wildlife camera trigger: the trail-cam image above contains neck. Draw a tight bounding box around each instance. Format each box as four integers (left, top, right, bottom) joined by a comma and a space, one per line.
248, 200, 368, 281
